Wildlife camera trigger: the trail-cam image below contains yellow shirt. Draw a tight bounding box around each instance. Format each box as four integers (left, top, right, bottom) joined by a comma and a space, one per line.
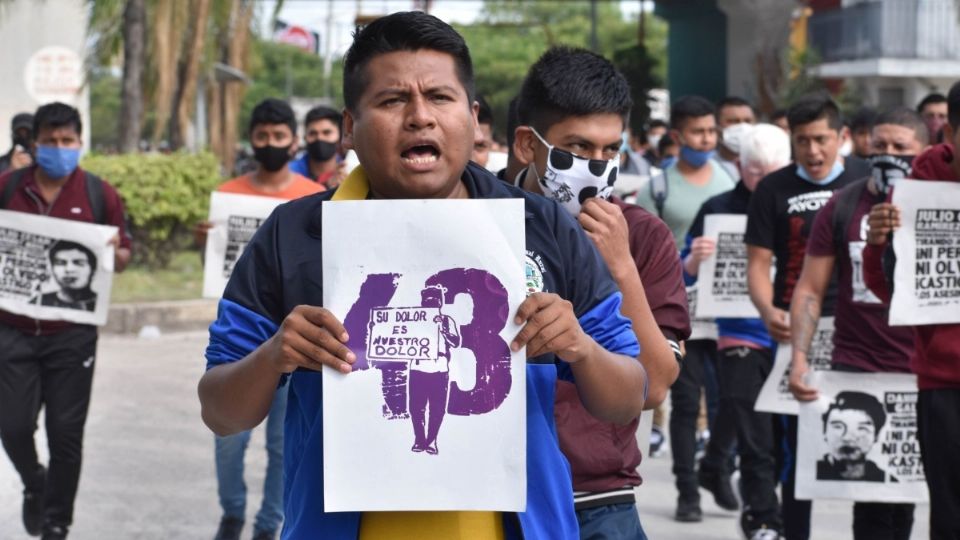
338, 167, 505, 540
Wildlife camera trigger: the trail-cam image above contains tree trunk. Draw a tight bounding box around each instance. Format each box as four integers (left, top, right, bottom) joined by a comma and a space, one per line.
118, 0, 146, 153
150, 0, 184, 145
220, 0, 254, 173
170, 0, 212, 150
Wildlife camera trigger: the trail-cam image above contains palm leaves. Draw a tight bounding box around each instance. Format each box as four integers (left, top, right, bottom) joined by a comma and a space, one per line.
88, 0, 262, 162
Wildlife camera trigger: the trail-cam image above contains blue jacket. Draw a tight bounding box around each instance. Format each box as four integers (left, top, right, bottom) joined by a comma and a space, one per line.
682, 181, 772, 348
206, 163, 640, 539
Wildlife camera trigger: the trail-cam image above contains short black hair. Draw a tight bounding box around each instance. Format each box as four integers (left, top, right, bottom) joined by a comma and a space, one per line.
648, 119, 668, 131
875, 107, 928, 145
48, 240, 97, 275
787, 93, 843, 131
917, 92, 947, 114
947, 82, 960, 129
822, 391, 886, 440
670, 96, 715, 131
249, 98, 297, 136
849, 106, 878, 134
304, 105, 342, 133
476, 94, 493, 126
33, 102, 82, 138
517, 46, 631, 135
657, 133, 676, 155
717, 96, 753, 113
342, 11, 475, 112
505, 95, 520, 153
770, 108, 787, 122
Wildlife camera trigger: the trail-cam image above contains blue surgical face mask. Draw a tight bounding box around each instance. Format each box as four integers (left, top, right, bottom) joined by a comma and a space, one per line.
660, 155, 678, 169
619, 132, 630, 154
679, 145, 714, 168
796, 159, 844, 186
36, 145, 80, 179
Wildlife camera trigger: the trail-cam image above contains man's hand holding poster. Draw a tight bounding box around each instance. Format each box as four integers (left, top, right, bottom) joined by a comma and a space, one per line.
796, 371, 927, 503
202, 192, 284, 298
755, 317, 834, 415
890, 179, 960, 325
321, 199, 526, 512
696, 214, 760, 318
0, 209, 117, 325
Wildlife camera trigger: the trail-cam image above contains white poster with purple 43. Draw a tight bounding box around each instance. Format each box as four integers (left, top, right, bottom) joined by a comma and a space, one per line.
321, 199, 527, 512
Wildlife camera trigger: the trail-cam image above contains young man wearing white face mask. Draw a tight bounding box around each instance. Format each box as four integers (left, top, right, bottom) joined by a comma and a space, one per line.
512, 45, 691, 539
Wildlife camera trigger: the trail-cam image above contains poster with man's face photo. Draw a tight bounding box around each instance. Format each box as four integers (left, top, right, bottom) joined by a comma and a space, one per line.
796, 371, 928, 503
0, 210, 117, 326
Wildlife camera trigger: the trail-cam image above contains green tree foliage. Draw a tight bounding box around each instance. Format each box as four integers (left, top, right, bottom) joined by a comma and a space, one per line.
613, 44, 662, 133
82, 152, 223, 267
89, 69, 122, 151
239, 40, 343, 140
455, 0, 667, 141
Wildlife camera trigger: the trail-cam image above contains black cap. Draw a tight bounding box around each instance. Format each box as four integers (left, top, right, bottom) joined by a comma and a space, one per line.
11, 113, 33, 132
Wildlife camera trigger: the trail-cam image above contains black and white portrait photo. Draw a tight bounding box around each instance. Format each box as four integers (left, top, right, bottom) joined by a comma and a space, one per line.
816, 391, 890, 483
32, 240, 98, 312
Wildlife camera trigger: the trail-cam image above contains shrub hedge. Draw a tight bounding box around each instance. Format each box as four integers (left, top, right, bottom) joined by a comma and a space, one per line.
82, 151, 223, 268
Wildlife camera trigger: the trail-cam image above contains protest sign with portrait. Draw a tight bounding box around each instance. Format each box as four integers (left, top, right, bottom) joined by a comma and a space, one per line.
755, 317, 835, 415
202, 192, 284, 298
696, 214, 760, 318
321, 199, 526, 512
796, 371, 927, 503
890, 179, 960, 325
0, 210, 116, 326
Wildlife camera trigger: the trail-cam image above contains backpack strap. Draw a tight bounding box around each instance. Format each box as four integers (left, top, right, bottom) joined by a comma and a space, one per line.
83, 171, 107, 225
649, 171, 668, 219
0, 168, 27, 209
831, 178, 868, 254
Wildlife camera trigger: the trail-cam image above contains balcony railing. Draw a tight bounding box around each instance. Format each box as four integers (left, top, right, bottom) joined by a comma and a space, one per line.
809, 0, 960, 62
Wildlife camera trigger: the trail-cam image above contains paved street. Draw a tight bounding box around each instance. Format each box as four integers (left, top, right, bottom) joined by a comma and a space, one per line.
0, 331, 929, 539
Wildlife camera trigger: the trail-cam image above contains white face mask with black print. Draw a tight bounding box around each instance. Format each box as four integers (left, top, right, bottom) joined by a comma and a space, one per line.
528, 127, 619, 217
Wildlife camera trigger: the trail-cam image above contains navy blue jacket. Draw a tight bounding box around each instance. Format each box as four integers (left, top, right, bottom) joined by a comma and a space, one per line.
206, 163, 640, 539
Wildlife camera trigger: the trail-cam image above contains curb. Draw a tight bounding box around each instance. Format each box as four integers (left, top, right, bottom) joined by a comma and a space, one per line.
104, 298, 217, 335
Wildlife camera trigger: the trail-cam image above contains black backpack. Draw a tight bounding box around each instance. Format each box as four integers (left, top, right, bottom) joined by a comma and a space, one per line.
0, 167, 107, 224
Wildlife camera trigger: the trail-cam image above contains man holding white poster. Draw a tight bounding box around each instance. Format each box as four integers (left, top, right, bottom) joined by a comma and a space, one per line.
683, 124, 792, 539
199, 99, 324, 540
788, 108, 927, 539
864, 81, 960, 540
198, 12, 647, 540
0, 103, 131, 540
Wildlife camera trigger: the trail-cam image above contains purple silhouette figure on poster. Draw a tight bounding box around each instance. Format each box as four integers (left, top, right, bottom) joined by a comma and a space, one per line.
409, 284, 460, 455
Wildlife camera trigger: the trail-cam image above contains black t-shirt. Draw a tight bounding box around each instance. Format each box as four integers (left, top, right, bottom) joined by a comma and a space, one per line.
745, 160, 870, 312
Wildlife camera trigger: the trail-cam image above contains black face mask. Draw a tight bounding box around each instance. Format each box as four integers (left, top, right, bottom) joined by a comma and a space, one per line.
12, 132, 31, 149
306, 140, 337, 162
253, 144, 292, 172
867, 154, 914, 200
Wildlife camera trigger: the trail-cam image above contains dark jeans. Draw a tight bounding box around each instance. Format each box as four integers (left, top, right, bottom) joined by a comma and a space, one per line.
0, 324, 98, 528
576, 502, 648, 540
670, 340, 733, 502
778, 414, 811, 540
918, 388, 960, 540
852, 502, 914, 540
701, 346, 780, 529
